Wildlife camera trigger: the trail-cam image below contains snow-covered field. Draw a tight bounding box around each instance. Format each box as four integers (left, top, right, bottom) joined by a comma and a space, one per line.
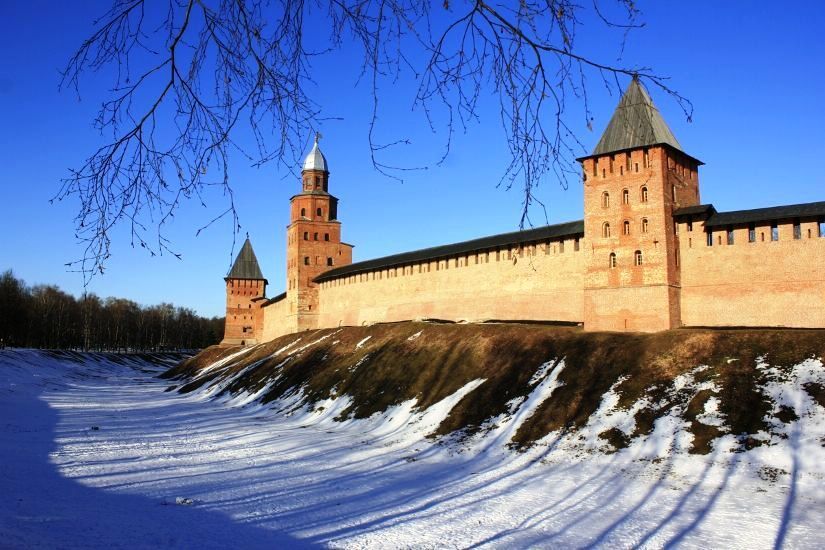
1, 348, 824, 549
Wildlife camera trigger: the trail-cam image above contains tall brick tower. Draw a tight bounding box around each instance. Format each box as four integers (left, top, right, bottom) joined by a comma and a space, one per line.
285, 134, 353, 331
222, 237, 267, 345
578, 78, 703, 332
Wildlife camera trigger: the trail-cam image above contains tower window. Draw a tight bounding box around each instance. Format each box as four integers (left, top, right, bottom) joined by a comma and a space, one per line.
314, 232, 318, 240
643, 148, 649, 168
304, 256, 310, 265
327, 257, 333, 266
317, 208, 322, 217
793, 220, 801, 240
300, 208, 306, 217
303, 231, 308, 240
748, 224, 756, 243
634, 250, 643, 266
315, 176, 320, 189
602, 192, 610, 208
771, 224, 779, 241
324, 233, 329, 241
609, 252, 617, 269
640, 186, 649, 203
602, 222, 611, 238
622, 189, 629, 205
727, 227, 734, 245
707, 231, 713, 246
623, 220, 631, 235
641, 218, 649, 233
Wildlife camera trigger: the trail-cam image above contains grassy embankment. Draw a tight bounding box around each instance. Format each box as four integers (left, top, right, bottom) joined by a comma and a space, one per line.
161, 323, 825, 453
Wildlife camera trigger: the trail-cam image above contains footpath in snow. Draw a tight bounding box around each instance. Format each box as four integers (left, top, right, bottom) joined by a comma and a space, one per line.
1, 348, 824, 548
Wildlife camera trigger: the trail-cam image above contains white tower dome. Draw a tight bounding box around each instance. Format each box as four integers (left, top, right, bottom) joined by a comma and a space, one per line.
302, 133, 328, 172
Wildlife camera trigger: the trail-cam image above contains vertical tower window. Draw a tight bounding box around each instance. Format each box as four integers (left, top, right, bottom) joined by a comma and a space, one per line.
634, 250, 643, 266
622, 189, 629, 205
315, 176, 320, 189
793, 220, 801, 240
641, 218, 649, 233
317, 207, 322, 217
707, 231, 713, 246
609, 252, 617, 268
602, 222, 611, 238
324, 233, 329, 241
314, 232, 318, 240
771, 224, 779, 241
602, 192, 610, 208
643, 148, 649, 168
327, 258, 333, 266
640, 186, 649, 203
303, 231, 308, 240
304, 256, 310, 265
623, 220, 631, 235
300, 208, 306, 217
748, 224, 756, 243
727, 227, 734, 245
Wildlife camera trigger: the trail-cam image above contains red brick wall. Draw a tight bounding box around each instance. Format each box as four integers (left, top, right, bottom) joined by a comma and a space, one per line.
222, 278, 266, 344
679, 218, 825, 327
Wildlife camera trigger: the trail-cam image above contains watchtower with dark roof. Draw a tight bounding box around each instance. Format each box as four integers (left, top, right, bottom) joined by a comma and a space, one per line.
578, 77, 703, 332
285, 136, 353, 332
222, 237, 268, 345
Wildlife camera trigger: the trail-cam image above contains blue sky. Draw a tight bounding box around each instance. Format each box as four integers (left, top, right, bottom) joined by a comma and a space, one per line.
1, 1, 823, 318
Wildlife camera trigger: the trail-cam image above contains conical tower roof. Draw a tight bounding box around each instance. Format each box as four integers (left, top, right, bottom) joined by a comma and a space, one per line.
589, 77, 683, 157
302, 133, 328, 172
226, 238, 265, 280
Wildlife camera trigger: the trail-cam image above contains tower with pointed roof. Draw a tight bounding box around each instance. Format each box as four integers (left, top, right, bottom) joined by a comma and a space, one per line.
222, 237, 268, 345
578, 77, 703, 332
285, 134, 353, 332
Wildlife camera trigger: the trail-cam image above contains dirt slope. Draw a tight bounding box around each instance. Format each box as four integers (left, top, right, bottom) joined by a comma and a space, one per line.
161, 323, 825, 453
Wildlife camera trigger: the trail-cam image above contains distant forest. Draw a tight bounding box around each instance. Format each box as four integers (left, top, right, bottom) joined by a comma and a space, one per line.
0, 270, 224, 351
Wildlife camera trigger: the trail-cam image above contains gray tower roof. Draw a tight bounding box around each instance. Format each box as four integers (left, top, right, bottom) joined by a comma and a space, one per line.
588, 77, 683, 158
302, 134, 328, 172
226, 238, 266, 280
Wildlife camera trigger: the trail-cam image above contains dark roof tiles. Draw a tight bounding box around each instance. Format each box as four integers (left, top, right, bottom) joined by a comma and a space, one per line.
702, 201, 825, 228
580, 78, 686, 161
227, 238, 266, 281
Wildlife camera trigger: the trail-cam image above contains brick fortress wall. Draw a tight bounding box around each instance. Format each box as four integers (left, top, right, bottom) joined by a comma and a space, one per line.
679, 218, 825, 328
315, 236, 585, 328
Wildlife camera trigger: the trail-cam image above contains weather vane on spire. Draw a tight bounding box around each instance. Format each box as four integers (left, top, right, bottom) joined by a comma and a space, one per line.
314, 131, 322, 145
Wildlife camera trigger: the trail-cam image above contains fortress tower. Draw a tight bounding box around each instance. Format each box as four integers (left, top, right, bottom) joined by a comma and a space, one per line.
222, 238, 267, 345
578, 78, 702, 332
284, 134, 353, 331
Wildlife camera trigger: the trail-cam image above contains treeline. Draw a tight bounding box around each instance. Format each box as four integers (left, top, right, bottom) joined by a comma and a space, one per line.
0, 270, 224, 351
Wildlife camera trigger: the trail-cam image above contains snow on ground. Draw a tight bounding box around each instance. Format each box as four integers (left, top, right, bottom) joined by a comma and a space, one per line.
1, 349, 824, 549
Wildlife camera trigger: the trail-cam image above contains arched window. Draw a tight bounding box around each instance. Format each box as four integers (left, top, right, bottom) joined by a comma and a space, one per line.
324, 233, 329, 241
300, 208, 306, 217
314, 232, 318, 240
622, 189, 629, 205
623, 220, 631, 235
640, 186, 648, 203
641, 218, 649, 233
315, 176, 320, 188
602, 191, 610, 208
303, 231, 308, 240
327, 257, 333, 266
317, 207, 322, 217
609, 252, 617, 269
602, 222, 611, 238
634, 250, 643, 266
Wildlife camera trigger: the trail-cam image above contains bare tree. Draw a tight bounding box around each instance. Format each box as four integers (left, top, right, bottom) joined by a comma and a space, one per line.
58, 0, 691, 279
